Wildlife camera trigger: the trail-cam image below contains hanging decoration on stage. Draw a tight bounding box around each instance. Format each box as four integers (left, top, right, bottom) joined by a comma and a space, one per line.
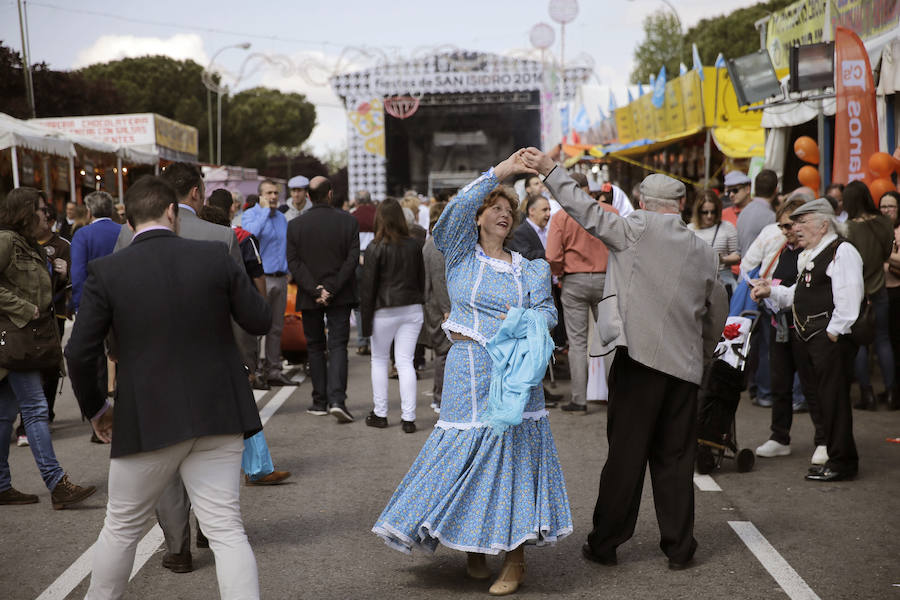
383, 95, 421, 119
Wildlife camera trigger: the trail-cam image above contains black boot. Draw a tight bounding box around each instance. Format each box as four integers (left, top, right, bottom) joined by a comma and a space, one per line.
854, 385, 877, 411
888, 387, 900, 411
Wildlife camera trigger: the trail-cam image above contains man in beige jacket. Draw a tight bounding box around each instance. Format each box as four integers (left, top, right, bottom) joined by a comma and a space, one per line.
523, 148, 728, 571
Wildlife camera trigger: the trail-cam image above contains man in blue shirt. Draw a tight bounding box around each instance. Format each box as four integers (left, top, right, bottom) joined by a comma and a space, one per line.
241, 179, 297, 386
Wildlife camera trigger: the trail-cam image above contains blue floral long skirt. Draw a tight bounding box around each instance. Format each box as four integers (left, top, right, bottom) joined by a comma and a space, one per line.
372, 340, 573, 554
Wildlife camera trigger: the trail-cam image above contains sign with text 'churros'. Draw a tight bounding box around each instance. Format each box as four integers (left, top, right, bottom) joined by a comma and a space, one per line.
833, 27, 878, 186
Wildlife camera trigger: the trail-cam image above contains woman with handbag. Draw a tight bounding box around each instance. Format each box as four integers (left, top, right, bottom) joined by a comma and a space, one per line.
687, 190, 740, 298
879, 191, 900, 410
843, 181, 896, 410
0, 187, 96, 509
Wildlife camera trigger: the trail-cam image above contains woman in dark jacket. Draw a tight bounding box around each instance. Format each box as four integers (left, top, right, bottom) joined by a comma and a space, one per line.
360, 198, 425, 432
0, 187, 95, 508
844, 181, 896, 409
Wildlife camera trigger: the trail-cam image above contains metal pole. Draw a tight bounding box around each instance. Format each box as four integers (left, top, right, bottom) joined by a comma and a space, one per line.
116, 156, 124, 201
16, 0, 35, 118
68, 154, 75, 204
817, 100, 826, 195
10, 146, 19, 188
216, 90, 222, 165
207, 88, 214, 163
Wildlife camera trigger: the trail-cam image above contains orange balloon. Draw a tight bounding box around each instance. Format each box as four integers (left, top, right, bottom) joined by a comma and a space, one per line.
869, 152, 896, 178
794, 136, 820, 165
798, 165, 820, 190
868, 178, 896, 207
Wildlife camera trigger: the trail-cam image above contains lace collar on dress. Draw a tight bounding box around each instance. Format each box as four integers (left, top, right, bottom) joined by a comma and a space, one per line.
475, 244, 523, 276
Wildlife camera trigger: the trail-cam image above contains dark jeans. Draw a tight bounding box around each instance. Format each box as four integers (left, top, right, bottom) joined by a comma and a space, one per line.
854, 285, 894, 389
302, 304, 351, 409
588, 351, 698, 563
769, 335, 824, 447
794, 332, 858, 472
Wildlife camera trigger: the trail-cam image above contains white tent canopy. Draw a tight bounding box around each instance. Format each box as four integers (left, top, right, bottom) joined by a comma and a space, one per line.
0, 112, 74, 157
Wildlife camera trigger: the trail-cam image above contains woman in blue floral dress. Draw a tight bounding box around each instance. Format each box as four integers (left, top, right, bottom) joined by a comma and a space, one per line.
372, 152, 573, 596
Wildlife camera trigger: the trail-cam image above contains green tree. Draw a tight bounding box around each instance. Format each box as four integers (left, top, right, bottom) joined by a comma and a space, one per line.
79, 55, 214, 162
685, 0, 795, 66
630, 12, 685, 84
223, 87, 316, 170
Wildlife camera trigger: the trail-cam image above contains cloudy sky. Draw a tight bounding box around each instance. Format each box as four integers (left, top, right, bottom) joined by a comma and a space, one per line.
0, 0, 759, 156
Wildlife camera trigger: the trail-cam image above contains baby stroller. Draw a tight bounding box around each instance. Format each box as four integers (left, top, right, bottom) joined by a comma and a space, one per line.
695, 311, 759, 475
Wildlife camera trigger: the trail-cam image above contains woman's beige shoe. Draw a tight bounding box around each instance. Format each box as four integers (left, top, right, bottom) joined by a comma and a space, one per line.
488, 557, 525, 596
466, 552, 491, 580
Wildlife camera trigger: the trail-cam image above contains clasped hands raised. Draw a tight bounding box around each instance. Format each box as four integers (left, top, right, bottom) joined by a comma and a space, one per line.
494, 148, 557, 180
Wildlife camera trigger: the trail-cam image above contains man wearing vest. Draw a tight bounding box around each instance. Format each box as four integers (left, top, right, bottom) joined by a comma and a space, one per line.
752, 198, 864, 482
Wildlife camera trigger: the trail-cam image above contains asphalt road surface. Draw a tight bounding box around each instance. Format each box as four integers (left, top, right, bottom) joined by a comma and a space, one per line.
3, 350, 899, 599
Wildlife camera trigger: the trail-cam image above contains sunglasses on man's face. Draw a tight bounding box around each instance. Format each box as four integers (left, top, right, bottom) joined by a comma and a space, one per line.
725, 187, 743, 195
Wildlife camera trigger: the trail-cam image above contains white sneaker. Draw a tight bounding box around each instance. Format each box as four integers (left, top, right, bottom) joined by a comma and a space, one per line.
756, 440, 791, 457
16, 435, 28, 447
811, 445, 829, 465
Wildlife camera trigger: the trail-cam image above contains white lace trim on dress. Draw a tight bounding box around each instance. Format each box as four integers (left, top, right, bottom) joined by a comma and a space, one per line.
434, 410, 549, 430
441, 321, 488, 345
475, 244, 524, 276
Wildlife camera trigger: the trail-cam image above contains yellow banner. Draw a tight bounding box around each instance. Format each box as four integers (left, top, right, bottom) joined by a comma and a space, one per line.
681, 70, 705, 130
615, 105, 635, 144
765, 0, 827, 70
633, 94, 656, 140
702, 67, 762, 128
663, 77, 686, 138
153, 114, 198, 156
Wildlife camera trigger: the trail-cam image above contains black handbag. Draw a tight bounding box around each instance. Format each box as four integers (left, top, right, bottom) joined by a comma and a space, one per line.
850, 297, 876, 346
0, 310, 62, 371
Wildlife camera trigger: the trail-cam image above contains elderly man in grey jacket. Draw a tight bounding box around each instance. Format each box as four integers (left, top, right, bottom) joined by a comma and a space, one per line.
522, 148, 728, 571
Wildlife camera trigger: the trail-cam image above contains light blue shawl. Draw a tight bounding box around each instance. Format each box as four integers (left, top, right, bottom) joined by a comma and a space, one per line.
483, 307, 555, 434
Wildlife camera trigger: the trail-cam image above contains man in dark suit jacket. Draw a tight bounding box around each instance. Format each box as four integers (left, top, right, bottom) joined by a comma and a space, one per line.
508, 195, 551, 260
286, 176, 359, 422
65, 175, 271, 599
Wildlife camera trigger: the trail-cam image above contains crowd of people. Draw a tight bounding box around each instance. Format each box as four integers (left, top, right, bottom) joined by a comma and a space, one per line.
0, 144, 895, 598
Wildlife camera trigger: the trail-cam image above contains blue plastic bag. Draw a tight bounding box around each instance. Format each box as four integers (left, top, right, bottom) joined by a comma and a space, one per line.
242, 431, 274, 479
729, 265, 760, 317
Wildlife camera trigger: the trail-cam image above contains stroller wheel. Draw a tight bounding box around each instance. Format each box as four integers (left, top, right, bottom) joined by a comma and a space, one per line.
736, 448, 755, 473
696, 445, 716, 475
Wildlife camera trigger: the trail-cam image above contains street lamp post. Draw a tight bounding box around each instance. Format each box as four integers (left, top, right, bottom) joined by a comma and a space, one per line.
202, 43, 251, 165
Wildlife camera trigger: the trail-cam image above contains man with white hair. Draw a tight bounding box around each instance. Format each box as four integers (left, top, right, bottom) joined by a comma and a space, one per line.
752, 198, 864, 482
523, 147, 727, 571
69, 191, 121, 313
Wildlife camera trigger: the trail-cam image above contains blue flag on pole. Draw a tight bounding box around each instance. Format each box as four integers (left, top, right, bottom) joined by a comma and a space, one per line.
692, 43, 704, 81
608, 92, 617, 112
598, 106, 607, 121
574, 104, 590, 132
679, 62, 688, 76
560, 104, 570, 138
637, 82, 645, 96
715, 53, 726, 68
651, 65, 666, 108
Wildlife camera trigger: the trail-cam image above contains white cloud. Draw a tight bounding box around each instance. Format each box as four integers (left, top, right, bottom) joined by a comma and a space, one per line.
73, 34, 209, 69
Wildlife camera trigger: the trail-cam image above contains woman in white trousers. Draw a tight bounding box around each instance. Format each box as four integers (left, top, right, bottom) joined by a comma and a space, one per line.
359, 198, 426, 433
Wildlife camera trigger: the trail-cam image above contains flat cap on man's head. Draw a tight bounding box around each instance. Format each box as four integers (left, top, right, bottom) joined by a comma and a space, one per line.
640, 174, 685, 200
789, 197, 835, 220
288, 175, 309, 189
724, 171, 751, 187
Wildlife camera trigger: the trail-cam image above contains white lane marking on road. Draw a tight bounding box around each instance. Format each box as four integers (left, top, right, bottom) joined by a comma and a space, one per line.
729, 521, 821, 600
693, 474, 722, 491
35, 383, 299, 600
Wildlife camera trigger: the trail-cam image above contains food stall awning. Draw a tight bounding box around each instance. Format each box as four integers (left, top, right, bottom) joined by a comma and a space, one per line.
117, 146, 158, 165
590, 128, 703, 159
0, 112, 74, 157
711, 127, 766, 159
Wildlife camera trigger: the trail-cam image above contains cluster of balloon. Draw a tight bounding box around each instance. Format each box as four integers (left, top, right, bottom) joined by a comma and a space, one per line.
794, 137, 821, 190
868, 152, 898, 207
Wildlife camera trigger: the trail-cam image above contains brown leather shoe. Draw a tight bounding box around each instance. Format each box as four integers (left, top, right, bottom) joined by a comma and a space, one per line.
0, 486, 39, 505
162, 551, 194, 573
245, 470, 291, 486
51, 474, 96, 510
